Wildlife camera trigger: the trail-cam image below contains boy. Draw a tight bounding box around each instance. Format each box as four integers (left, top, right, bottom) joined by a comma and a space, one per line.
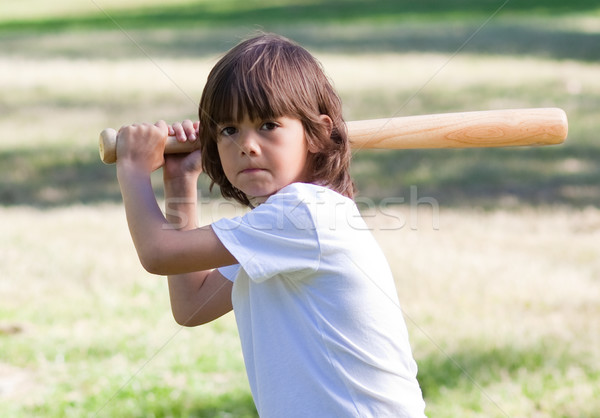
116, 33, 426, 417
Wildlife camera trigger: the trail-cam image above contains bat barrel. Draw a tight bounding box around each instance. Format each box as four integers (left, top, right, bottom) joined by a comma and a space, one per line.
347, 108, 567, 150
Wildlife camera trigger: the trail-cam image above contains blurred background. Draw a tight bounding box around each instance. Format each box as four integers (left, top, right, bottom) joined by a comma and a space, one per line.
1, 1, 599, 417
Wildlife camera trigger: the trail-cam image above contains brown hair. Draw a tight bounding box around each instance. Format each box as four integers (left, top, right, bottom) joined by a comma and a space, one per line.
199, 33, 354, 207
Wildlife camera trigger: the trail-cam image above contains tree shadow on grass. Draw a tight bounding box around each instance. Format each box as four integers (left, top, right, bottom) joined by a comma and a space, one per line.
88, 391, 257, 418
113, 340, 588, 417
290, 24, 600, 62
0, 141, 598, 208
0, 146, 120, 207
352, 143, 600, 208
4, 22, 600, 63
139, 391, 258, 418
188, 392, 258, 418
416, 338, 591, 406
1, 1, 599, 62
0, 145, 216, 207
3, 0, 600, 31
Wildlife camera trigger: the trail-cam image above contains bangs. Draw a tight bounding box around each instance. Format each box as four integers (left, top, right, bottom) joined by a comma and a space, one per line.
201, 37, 318, 127
207, 71, 284, 125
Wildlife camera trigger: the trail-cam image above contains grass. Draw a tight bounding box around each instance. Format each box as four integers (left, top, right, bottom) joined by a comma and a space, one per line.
1, 205, 256, 417
1, 0, 600, 416
2, 204, 599, 417
1, 0, 599, 31
2, 53, 598, 207
384, 205, 600, 416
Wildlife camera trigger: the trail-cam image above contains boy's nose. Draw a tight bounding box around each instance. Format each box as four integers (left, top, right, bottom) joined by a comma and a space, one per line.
239, 132, 260, 156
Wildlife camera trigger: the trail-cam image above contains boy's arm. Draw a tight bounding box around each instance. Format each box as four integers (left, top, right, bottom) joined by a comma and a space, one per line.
163, 161, 232, 326
168, 269, 233, 326
116, 122, 237, 276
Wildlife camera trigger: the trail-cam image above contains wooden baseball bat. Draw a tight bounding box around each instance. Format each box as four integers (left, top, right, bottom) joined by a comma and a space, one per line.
99, 107, 567, 164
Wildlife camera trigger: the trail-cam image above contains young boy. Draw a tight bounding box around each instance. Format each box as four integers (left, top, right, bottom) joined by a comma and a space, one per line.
116, 33, 426, 417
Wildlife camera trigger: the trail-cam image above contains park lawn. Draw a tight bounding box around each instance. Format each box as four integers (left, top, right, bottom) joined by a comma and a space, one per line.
1, 51, 598, 207
1, 0, 599, 30
1, 0, 600, 416
1, 203, 599, 417
0, 204, 256, 417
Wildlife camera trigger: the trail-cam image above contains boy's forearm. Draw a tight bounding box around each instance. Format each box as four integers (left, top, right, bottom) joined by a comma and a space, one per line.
163, 176, 199, 230
162, 175, 234, 326
163, 176, 209, 315
117, 164, 235, 275
117, 164, 170, 270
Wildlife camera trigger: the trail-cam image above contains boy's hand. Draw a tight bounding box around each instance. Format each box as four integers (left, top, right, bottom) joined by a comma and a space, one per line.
116, 121, 169, 173
164, 120, 203, 182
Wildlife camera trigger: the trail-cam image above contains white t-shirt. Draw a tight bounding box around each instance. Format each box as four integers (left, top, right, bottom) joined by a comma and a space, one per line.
213, 183, 426, 417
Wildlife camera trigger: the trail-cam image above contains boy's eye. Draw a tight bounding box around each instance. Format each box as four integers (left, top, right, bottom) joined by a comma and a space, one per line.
261, 122, 278, 131
220, 126, 237, 136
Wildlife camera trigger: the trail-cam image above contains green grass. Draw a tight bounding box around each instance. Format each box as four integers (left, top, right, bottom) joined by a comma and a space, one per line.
0, 205, 257, 417
1, 0, 599, 31
1, 1, 600, 416
1, 52, 598, 207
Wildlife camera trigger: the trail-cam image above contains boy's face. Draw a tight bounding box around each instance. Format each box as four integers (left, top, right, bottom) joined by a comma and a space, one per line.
216, 116, 311, 203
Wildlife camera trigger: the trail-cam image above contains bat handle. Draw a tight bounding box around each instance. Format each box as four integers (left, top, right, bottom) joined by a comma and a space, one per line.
98, 128, 199, 164
99, 128, 118, 164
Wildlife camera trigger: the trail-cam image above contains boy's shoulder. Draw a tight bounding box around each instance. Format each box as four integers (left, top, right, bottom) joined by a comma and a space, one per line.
267, 182, 364, 231
273, 182, 350, 206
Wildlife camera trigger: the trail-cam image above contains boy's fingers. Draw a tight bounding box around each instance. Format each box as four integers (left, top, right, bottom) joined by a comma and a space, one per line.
169, 120, 198, 142
171, 122, 185, 142
182, 119, 198, 141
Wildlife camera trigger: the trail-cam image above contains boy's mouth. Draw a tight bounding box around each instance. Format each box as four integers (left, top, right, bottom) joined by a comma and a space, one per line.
240, 167, 265, 174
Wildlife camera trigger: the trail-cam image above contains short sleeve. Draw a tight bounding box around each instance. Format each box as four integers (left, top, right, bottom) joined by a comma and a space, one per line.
218, 264, 241, 282
211, 190, 320, 283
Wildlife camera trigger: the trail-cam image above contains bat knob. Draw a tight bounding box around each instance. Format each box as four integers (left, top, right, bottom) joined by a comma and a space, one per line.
99, 128, 118, 164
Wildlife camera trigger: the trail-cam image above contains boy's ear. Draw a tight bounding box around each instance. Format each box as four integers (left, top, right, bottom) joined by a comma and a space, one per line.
319, 114, 333, 137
